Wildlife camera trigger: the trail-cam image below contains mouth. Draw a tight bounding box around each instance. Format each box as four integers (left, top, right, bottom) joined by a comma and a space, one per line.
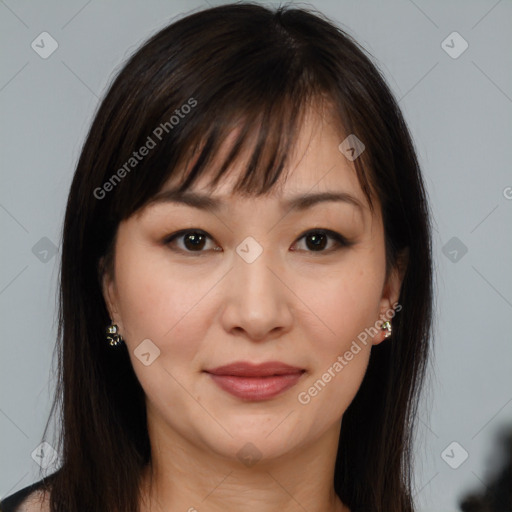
204, 361, 306, 401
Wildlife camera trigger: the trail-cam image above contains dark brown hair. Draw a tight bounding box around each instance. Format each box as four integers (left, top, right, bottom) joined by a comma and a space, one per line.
35, 3, 434, 511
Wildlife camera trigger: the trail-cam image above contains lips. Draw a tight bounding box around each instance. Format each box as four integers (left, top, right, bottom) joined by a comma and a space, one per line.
206, 361, 304, 377
204, 361, 305, 401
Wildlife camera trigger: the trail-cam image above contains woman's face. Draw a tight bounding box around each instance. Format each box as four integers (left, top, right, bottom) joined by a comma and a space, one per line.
101, 110, 403, 465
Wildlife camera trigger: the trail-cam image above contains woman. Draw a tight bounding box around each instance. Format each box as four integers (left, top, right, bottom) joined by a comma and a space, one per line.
0, 3, 434, 511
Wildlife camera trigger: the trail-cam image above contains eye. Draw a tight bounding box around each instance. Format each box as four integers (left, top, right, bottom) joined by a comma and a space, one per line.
291, 229, 353, 253
164, 228, 353, 255
163, 229, 220, 254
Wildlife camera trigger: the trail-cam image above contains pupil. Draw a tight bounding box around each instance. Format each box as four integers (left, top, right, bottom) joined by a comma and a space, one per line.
307, 233, 326, 251
184, 233, 205, 250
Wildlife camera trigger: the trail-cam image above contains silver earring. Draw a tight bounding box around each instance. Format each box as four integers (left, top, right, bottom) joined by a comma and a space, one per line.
106, 322, 124, 347
381, 321, 392, 339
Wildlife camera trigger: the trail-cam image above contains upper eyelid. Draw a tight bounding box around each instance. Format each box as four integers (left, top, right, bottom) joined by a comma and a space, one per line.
165, 228, 342, 241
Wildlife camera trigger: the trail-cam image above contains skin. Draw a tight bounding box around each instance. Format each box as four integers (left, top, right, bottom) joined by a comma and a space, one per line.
100, 106, 405, 512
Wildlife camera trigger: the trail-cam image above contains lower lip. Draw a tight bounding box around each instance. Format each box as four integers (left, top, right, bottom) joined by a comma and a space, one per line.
207, 372, 304, 401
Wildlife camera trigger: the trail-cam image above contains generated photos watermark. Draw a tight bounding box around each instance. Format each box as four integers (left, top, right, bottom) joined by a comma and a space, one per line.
93, 97, 197, 200
297, 302, 402, 405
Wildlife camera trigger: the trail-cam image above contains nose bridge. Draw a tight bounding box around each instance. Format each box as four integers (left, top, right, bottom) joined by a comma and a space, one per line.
233, 235, 281, 306
221, 235, 292, 338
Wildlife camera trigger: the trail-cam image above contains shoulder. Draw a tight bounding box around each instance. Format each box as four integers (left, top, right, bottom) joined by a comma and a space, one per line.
17, 489, 50, 512
0, 480, 50, 512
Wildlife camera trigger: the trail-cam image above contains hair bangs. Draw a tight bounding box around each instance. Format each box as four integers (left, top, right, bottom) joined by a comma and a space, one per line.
169, 97, 315, 200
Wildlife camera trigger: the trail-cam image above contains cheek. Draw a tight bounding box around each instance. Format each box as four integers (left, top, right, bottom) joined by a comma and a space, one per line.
113, 244, 215, 367
293, 257, 383, 419
294, 290, 376, 430
302, 259, 384, 354
112, 248, 211, 413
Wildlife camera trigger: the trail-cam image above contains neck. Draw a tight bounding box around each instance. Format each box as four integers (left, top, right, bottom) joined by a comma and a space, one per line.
138, 416, 349, 512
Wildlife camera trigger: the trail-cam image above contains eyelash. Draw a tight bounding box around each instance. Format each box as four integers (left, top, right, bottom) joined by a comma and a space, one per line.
162, 228, 353, 256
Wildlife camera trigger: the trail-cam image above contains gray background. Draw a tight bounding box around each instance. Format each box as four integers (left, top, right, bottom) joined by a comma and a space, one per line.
1, 1, 511, 511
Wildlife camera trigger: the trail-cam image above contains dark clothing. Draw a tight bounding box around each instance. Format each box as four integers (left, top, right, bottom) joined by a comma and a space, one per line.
0, 479, 46, 512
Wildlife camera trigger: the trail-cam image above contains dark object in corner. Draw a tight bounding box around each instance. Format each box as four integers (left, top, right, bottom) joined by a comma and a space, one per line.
459, 426, 512, 512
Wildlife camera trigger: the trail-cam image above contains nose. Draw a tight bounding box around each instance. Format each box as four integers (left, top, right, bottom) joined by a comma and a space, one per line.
219, 246, 294, 342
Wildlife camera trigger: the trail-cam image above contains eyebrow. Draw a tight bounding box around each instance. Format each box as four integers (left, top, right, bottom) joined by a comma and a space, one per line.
147, 189, 365, 213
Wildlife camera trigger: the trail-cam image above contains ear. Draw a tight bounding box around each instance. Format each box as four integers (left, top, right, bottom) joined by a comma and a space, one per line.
99, 256, 122, 331
373, 248, 408, 345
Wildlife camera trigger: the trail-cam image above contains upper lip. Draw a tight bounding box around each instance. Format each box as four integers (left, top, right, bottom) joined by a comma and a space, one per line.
205, 361, 305, 377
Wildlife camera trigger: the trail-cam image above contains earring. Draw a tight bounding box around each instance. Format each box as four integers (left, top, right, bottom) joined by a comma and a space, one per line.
381, 320, 392, 339
106, 322, 124, 347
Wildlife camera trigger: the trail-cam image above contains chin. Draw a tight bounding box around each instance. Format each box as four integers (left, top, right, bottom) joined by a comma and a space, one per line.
198, 418, 306, 463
